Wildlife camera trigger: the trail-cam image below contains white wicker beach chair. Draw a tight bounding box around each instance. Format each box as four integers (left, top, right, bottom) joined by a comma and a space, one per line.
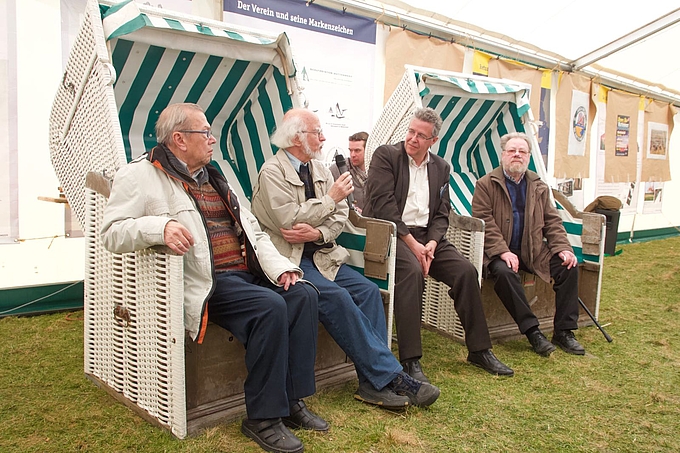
50, 0, 397, 438
366, 66, 606, 343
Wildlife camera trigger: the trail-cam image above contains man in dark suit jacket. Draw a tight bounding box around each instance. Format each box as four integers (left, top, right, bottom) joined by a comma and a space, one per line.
364, 107, 513, 381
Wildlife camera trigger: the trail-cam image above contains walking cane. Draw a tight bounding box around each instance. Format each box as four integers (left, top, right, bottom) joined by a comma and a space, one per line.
578, 297, 613, 342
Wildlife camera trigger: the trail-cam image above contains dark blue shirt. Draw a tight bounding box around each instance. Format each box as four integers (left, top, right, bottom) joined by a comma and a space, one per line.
504, 173, 527, 251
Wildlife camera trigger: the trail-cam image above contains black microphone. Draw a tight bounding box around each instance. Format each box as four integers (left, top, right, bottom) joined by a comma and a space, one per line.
334, 153, 355, 208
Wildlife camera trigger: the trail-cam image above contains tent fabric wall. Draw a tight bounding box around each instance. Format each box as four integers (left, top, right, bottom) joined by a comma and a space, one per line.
488, 59, 543, 124
641, 100, 673, 181
384, 28, 464, 104
554, 72, 594, 179
604, 90, 640, 183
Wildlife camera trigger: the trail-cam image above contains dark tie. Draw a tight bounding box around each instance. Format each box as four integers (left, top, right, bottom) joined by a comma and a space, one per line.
299, 164, 315, 200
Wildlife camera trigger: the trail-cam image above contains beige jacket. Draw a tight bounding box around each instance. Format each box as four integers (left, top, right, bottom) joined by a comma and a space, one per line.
251, 151, 350, 281
101, 150, 301, 341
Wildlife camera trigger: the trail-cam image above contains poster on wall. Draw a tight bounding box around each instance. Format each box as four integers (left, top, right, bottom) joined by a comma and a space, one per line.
646, 121, 668, 160
223, 0, 377, 164
615, 114, 630, 157
568, 90, 589, 156
642, 182, 663, 214
594, 93, 639, 214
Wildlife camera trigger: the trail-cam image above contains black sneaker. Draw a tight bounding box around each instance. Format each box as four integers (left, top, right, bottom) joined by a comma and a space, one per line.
552, 330, 585, 355
354, 381, 410, 410
401, 359, 430, 383
386, 371, 440, 407
527, 330, 557, 357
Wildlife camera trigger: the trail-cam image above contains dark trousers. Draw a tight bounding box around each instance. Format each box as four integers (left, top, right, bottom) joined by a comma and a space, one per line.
395, 229, 492, 361
486, 253, 580, 334
207, 271, 318, 420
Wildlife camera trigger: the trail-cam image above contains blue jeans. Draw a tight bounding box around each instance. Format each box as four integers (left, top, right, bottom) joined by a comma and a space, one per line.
299, 258, 402, 391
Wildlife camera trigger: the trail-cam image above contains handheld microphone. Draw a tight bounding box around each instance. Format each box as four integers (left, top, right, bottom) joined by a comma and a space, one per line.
334, 153, 355, 208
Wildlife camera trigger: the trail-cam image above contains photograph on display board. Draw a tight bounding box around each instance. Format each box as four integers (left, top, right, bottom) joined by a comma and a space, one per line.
647, 122, 668, 160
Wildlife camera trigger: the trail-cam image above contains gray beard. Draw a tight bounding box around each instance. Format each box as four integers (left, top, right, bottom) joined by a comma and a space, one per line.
303, 141, 322, 160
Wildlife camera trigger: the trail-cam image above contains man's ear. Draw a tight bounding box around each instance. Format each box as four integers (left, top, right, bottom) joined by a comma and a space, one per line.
172, 131, 187, 151
291, 133, 303, 148
431, 136, 439, 146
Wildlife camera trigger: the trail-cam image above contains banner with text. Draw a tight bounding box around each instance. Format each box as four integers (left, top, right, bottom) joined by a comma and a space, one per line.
224, 0, 377, 164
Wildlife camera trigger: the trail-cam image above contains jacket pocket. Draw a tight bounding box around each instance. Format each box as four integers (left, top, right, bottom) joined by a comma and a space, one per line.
146, 195, 195, 217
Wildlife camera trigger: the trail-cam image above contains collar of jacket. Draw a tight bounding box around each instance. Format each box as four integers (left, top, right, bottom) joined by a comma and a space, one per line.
147, 144, 197, 187
275, 151, 327, 185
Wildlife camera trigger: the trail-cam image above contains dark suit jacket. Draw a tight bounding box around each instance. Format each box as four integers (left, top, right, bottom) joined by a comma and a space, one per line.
364, 142, 451, 244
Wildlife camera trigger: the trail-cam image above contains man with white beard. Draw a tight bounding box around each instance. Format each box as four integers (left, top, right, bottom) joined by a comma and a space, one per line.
251, 108, 440, 412
472, 132, 586, 358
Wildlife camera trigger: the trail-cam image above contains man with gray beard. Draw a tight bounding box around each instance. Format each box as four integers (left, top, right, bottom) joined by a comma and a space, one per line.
251, 108, 440, 411
472, 132, 585, 357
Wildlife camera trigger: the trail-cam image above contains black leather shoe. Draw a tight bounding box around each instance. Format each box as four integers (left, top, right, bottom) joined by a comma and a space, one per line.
241, 418, 303, 453
527, 330, 556, 357
552, 330, 585, 355
386, 371, 440, 407
467, 349, 514, 376
401, 359, 430, 383
282, 400, 329, 432
354, 380, 410, 410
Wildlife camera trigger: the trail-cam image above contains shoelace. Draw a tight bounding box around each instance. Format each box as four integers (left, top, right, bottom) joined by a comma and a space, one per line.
388, 372, 422, 395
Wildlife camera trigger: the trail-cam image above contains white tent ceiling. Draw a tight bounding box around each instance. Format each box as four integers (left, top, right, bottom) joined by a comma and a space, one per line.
329, 0, 680, 104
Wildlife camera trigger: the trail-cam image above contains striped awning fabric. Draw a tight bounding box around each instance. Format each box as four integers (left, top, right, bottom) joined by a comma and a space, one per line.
101, 0, 296, 203
413, 71, 594, 261
102, 0, 280, 46
415, 72, 538, 217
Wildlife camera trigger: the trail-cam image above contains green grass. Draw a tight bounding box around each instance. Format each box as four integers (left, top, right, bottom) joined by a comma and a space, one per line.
1, 237, 679, 452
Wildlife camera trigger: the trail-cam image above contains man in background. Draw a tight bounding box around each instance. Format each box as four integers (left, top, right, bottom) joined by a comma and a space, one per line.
330, 131, 368, 213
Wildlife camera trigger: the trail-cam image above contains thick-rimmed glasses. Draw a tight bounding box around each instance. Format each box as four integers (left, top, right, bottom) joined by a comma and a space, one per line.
406, 128, 435, 141
179, 129, 213, 139
301, 129, 324, 138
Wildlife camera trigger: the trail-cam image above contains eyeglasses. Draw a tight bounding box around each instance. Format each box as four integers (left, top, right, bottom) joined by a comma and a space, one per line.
178, 129, 213, 139
301, 129, 324, 138
504, 148, 530, 155
406, 128, 435, 141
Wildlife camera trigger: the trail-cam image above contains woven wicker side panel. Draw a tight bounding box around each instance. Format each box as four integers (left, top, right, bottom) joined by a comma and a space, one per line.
49, 0, 125, 229
84, 189, 119, 385
421, 215, 485, 342
366, 71, 417, 170
84, 188, 187, 437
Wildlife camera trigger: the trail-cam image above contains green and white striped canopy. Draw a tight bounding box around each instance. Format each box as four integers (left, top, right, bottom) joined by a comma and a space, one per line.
100, 0, 297, 202
416, 72, 538, 216
414, 71, 595, 262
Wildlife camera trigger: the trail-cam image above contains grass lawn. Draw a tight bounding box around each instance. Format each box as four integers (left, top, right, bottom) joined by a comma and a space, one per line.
1, 237, 679, 452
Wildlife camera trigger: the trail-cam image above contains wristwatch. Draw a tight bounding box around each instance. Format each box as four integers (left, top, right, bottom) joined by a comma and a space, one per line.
317, 230, 324, 242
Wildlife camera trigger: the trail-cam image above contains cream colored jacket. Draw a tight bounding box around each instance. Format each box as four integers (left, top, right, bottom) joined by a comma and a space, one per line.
251, 151, 350, 281
101, 150, 302, 341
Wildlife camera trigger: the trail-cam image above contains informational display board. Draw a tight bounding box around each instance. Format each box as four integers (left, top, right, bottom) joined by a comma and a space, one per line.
223, 0, 377, 164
